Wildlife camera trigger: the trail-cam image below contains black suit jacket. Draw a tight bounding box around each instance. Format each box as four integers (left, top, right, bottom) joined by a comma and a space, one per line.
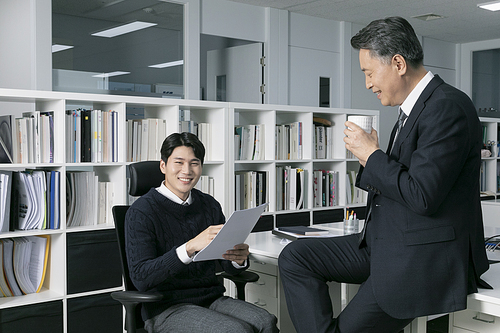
356, 75, 489, 319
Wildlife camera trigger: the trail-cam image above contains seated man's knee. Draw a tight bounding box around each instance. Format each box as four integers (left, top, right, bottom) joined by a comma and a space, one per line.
218, 319, 254, 333
278, 240, 304, 270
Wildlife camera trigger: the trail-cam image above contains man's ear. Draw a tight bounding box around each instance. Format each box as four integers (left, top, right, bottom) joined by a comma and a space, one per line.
392, 54, 407, 75
159, 159, 167, 174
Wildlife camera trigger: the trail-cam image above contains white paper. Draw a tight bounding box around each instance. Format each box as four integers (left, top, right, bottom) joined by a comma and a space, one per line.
193, 203, 268, 262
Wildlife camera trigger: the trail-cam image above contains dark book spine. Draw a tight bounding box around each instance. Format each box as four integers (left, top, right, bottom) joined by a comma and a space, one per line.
81, 110, 92, 162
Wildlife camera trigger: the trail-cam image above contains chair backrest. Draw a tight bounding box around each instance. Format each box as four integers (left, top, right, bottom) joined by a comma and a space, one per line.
114, 161, 165, 292
112, 205, 136, 292
128, 160, 165, 197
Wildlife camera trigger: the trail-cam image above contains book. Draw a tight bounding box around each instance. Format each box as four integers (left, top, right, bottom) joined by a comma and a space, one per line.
272, 226, 332, 241
81, 110, 92, 162
278, 226, 329, 235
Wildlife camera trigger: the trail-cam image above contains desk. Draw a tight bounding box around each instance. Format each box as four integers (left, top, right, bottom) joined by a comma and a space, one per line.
245, 229, 357, 333
449, 263, 500, 332
246, 229, 488, 333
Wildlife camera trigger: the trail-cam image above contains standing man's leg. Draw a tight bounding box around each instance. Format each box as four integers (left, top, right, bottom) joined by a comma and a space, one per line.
278, 235, 370, 332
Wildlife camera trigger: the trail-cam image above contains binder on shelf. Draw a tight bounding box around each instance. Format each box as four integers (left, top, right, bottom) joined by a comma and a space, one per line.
0, 170, 13, 232
1, 238, 23, 296
0, 115, 14, 163
13, 236, 45, 294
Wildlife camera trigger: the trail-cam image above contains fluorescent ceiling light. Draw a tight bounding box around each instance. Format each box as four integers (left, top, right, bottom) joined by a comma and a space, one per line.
91, 21, 157, 38
52, 44, 74, 53
92, 71, 130, 78
148, 60, 184, 68
478, 1, 500, 11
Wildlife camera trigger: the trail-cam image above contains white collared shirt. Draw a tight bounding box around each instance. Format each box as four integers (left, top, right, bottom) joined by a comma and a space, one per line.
399, 71, 434, 120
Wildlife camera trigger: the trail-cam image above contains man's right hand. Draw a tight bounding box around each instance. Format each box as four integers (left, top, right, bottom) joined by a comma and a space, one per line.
185, 224, 223, 257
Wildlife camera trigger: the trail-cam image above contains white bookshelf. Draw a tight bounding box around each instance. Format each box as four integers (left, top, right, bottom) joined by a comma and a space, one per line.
479, 117, 500, 199
0, 88, 380, 332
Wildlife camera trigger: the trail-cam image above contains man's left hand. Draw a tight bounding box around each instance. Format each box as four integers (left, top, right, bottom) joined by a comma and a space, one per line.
223, 243, 249, 266
344, 121, 380, 166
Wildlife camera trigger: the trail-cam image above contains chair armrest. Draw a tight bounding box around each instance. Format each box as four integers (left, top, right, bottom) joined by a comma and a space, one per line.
220, 271, 259, 284
220, 271, 259, 301
111, 290, 164, 304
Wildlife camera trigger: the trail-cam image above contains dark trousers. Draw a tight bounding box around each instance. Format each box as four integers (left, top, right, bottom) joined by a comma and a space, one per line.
278, 235, 414, 333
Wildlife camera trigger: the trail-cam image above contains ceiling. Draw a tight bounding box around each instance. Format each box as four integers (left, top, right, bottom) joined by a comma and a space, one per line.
228, 0, 500, 44
52, 0, 500, 44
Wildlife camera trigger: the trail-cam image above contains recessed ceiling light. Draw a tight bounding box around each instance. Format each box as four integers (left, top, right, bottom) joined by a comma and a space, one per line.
148, 60, 184, 68
92, 71, 130, 78
91, 21, 157, 38
478, 1, 500, 11
412, 13, 445, 21
52, 44, 74, 53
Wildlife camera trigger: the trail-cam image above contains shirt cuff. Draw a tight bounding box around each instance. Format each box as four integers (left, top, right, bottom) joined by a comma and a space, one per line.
176, 243, 193, 264
232, 260, 247, 269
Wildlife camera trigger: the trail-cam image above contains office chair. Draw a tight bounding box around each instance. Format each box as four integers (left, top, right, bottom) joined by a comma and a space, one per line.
111, 160, 259, 333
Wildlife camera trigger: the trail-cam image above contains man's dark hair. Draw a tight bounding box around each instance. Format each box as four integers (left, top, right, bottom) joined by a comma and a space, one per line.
160, 132, 205, 165
351, 16, 424, 69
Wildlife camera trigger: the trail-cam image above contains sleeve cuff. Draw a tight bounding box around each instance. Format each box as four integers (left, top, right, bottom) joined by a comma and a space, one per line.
176, 243, 193, 265
232, 259, 247, 269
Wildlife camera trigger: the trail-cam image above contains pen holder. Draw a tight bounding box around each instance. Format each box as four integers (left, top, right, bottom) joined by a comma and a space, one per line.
344, 219, 359, 235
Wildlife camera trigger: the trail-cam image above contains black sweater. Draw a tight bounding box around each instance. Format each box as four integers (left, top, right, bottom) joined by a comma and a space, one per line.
125, 188, 246, 320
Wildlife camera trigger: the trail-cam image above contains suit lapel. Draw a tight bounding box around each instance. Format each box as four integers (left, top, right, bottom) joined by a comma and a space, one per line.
390, 75, 444, 156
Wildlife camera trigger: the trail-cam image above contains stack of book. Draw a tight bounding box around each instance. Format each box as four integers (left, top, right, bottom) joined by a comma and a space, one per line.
314, 117, 334, 159
66, 171, 113, 227
235, 124, 265, 160
195, 175, 214, 196
5, 170, 61, 231
235, 171, 268, 210
127, 118, 167, 162
66, 109, 118, 163
346, 170, 366, 205
275, 122, 302, 160
313, 170, 339, 207
0, 236, 49, 297
276, 166, 304, 211
0, 112, 54, 164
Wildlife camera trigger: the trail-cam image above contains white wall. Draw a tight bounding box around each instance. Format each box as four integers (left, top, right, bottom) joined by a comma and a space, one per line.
422, 37, 456, 86
0, 0, 51, 90
200, 0, 266, 41
288, 13, 341, 107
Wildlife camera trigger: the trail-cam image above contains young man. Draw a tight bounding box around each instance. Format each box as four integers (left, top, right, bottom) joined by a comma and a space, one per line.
125, 132, 278, 333
278, 17, 490, 333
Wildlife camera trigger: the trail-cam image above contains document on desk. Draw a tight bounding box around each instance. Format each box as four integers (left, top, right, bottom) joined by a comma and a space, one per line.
193, 203, 268, 262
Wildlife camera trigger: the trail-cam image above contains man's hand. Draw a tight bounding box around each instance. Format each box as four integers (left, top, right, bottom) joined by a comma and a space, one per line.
223, 243, 249, 266
186, 224, 223, 257
344, 121, 380, 166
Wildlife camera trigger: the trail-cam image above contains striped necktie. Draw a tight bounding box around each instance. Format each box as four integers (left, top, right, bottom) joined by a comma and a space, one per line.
396, 108, 407, 138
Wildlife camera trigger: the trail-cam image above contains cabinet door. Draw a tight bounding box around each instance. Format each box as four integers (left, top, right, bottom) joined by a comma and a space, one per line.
207, 43, 263, 103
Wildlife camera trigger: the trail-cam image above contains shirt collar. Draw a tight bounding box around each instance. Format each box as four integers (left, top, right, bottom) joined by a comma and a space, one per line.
156, 181, 193, 205
400, 71, 434, 117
